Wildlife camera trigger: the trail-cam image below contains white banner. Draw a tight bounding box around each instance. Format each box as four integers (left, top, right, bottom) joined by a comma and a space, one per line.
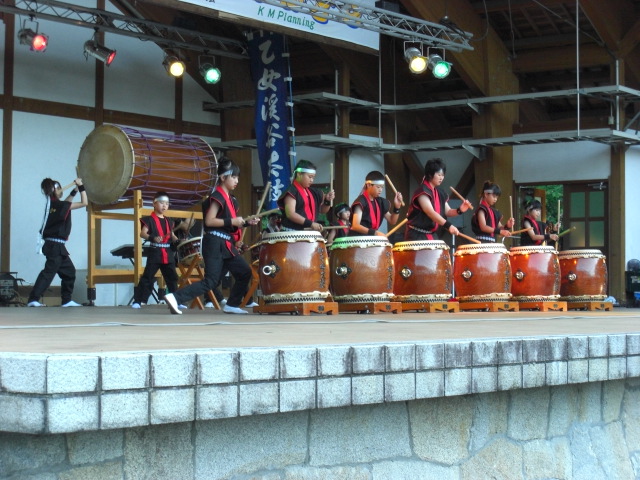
179, 0, 379, 51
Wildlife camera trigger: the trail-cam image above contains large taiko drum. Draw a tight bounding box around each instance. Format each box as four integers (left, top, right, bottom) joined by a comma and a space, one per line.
509, 246, 560, 300
329, 236, 394, 302
392, 240, 452, 302
258, 231, 330, 304
177, 237, 202, 266
77, 124, 217, 208
453, 243, 511, 302
558, 249, 607, 301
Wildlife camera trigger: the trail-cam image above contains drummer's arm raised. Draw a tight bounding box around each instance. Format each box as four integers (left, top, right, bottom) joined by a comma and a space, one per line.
69, 178, 88, 210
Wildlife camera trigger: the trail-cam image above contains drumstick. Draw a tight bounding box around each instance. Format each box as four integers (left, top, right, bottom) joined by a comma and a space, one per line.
558, 226, 576, 238
313, 225, 354, 230
329, 164, 334, 207
242, 182, 272, 242
386, 218, 408, 237
256, 182, 271, 215
456, 231, 481, 244
384, 174, 405, 207
61, 181, 76, 192
449, 186, 473, 210
509, 195, 514, 232
509, 227, 533, 235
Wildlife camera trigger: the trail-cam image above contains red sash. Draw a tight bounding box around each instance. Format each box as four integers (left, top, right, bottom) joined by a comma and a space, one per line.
363, 194, 381, 230
293, 181, 316, 222
216, 186, 240, 252
425, 182, 440, 233
524, 215, 543, 245
481, 200, 497, 237
150, 213, 170, 263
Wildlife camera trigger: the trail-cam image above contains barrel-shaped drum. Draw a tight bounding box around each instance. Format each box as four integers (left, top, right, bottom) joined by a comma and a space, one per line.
330, 236, 394, 302
453, 243, 511, 301
392, 240, 452, 302
509, 246, 560, 300
259, 231, 330, 304
558, 249, 607, 301
77, 124, 217, 208
177, 237, 202, 266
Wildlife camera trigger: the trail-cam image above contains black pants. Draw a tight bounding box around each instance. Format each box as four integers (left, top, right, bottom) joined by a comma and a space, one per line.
173, 235, 251, 308
134, 260, 178, 304
29, 242, 76, 304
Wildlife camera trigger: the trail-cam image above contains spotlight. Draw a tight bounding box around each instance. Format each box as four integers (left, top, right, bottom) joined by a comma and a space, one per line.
18, 28, 48, 52
163, 55, 185, 77
428, 54, 452, 79
200, 64, 221, 84
404, 47, 427, 74
84, 40, 116, 66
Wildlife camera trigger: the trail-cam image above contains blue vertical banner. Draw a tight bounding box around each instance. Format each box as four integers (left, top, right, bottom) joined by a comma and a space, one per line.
248, 31, 292, 210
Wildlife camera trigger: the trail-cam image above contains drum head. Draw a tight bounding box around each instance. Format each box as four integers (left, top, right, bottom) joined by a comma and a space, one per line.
78, 125, 133, 205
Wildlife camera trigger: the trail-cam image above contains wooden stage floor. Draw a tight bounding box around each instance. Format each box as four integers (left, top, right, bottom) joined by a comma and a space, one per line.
2, 305, 640, 354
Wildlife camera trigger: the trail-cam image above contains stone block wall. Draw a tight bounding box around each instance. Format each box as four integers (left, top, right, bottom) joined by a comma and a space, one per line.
2, 379, 640, 479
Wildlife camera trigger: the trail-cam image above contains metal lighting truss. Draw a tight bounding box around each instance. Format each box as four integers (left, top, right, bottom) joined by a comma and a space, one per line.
0, 0, 249, 59
255, 0, 474, 52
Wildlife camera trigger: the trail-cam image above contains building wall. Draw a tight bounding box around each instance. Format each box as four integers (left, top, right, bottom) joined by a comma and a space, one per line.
1, 380, 638, 479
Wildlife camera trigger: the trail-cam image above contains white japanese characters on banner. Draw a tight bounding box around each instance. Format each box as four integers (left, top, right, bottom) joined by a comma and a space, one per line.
179, 0, 379, 51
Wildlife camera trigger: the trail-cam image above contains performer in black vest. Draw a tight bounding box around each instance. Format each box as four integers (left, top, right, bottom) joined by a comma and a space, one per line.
28, 177, 88, 307
405, 158, 472, 241
471, 181, 514, 243
349, 171, 402, 236
132, 192, 180, 309
521, 199, 559, 246
277, 160, 334, 232
326, 202, 351, 244
165, 159, 259, 315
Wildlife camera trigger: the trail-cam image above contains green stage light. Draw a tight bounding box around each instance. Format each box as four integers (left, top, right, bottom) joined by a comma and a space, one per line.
200, 64, 221, 84
428, 54, 452, 79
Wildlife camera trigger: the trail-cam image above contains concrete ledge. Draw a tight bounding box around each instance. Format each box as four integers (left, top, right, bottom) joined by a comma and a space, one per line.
1, 333, 640, 434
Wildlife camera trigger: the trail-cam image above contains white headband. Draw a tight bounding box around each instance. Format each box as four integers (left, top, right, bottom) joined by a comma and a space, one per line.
295, 167, 316, 174
484, 189, 497, 194
220, 170, 234, 177
154, 195, 170, 203
366, 180, 385, 186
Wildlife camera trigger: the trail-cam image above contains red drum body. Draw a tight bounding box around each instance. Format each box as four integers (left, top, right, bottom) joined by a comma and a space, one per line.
453, 244, 511, 301
509, 246, 560, 300
329, 236, 394, 302
392, 240, 452, 302
259, 231, 330, 304
78, 124, 217, 208
177, 237, 202, 266
558, 249, 607, 300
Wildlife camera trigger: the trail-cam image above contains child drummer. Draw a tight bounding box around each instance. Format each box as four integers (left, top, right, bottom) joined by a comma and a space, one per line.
164, 158, 259, 315
405, 158, 472, 241
471, 181, 514, 243
278, 159, 335, 231
349, 171, 402, 236
326, 202, 351, 244
132, 192, 180, 309
28, 177, 88, 307
521, 199, 559, 246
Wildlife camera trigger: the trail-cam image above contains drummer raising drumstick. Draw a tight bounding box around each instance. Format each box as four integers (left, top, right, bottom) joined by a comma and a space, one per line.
521, 199, 559, 246
349, 170, 403, 237
131, 192, 180, 309
165, 158, 259, 315
405, 158, 473, 241
27, 177, 88, 307
278, 159, 335, 232
471, 181, 514, 243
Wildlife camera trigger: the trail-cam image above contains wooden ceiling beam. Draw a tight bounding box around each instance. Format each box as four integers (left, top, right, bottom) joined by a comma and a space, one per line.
512, 43, 612, 72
